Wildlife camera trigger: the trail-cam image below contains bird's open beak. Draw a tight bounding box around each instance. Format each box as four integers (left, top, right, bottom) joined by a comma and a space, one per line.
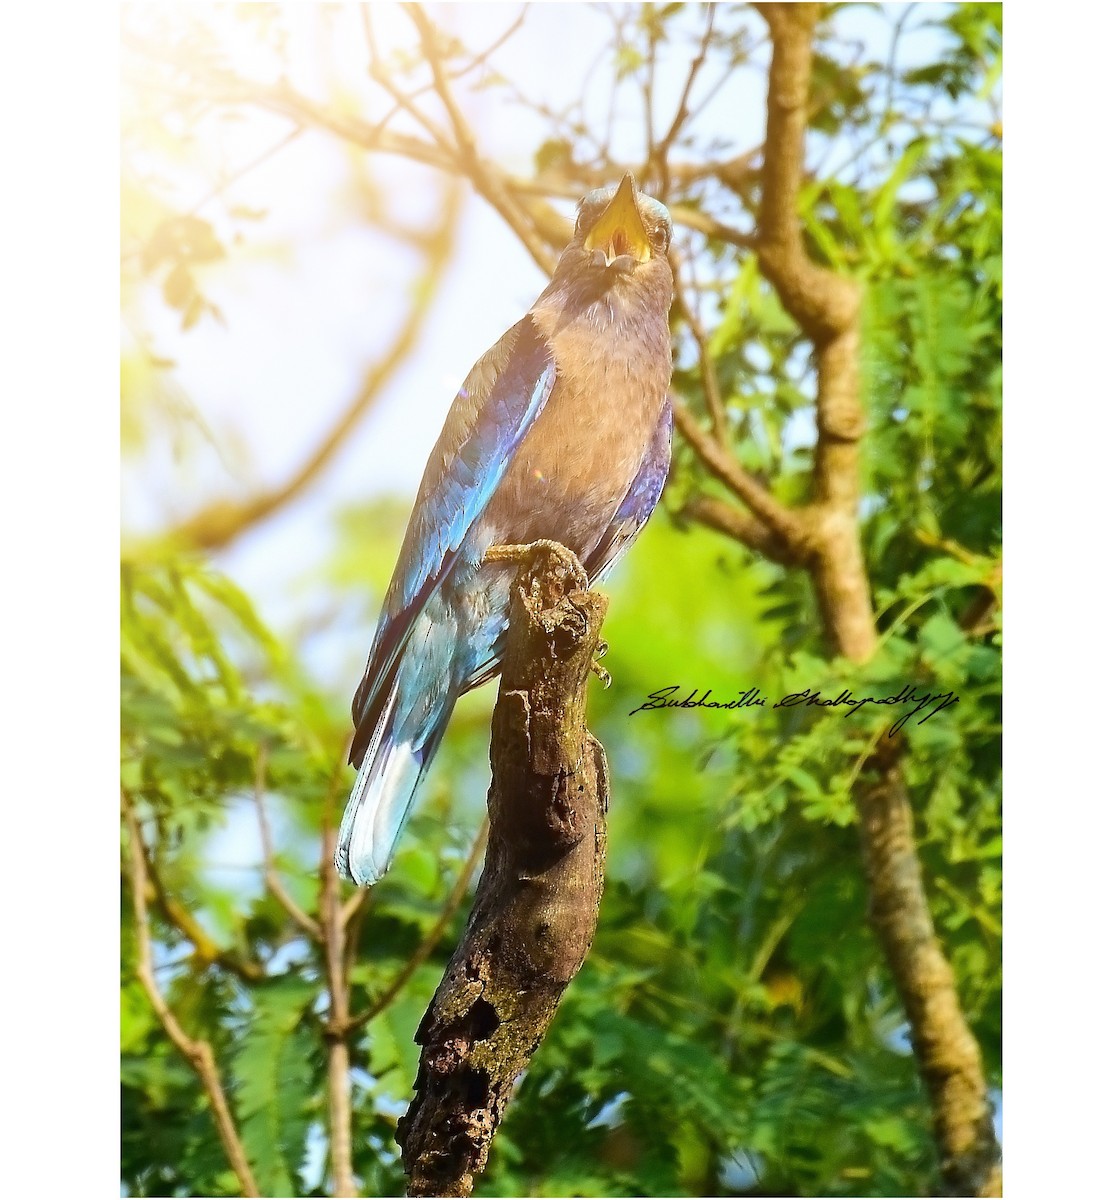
583, 172, 652, 265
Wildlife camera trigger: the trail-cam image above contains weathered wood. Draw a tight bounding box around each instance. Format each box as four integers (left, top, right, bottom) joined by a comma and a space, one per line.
398, 543, 610, 1198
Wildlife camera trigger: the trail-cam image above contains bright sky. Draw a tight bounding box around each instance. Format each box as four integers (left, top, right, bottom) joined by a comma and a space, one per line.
117, 9, 1003, 1175
122, 4, 955, 652
118, 5, 981, 894
120, 0, 974, 901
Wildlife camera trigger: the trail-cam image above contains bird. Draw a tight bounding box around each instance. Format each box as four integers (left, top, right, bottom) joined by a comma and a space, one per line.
336, 173, 674, 885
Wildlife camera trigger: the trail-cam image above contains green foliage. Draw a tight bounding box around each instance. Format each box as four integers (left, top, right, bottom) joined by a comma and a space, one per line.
121, 4, 1000, 1197
234, 978, 320, 1196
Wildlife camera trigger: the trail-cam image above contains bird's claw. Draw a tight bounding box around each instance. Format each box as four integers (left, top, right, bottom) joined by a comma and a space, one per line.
591, 659, 612, 688
595, 640, 609, 660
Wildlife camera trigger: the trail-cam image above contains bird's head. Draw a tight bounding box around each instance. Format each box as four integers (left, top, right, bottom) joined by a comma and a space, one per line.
546, 174, 673, 312
573, 172, 672, 272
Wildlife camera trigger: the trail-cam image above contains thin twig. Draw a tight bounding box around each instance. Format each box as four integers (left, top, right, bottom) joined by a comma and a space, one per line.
672, 252, 729, 444
341, 882, 373, 931
365, 6, 528, 144
347, 820, 488, 1033
162, 184, 462, 552
654, 2, 717, 186
404, 4, 557, 274
362, 5, 456, 155
188, 125, 304, 219
252, 745, 322, 942
122, 794, 261, 1198
342, 887, 373, 983
642, 11, 658, 177
402, 4, 478, 159
318, 760, 357, 1198
136, 837, 265, 982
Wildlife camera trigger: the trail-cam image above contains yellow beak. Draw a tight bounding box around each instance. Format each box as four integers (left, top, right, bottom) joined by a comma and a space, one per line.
583, 172, 652, 265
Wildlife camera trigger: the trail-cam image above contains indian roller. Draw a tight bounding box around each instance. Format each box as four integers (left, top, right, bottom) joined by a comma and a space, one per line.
337, 174, 674, 885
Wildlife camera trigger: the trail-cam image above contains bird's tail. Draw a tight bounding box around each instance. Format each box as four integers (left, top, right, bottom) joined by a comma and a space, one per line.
335, 670, 453, 886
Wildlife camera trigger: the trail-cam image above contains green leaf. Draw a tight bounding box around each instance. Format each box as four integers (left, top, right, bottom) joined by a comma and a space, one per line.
233, 978, 317, 1196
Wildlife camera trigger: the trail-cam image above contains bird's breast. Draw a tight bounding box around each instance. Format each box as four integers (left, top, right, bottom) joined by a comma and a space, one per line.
483, 308, 671, 558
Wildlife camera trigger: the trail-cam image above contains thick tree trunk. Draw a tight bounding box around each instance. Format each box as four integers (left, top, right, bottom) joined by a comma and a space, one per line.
397, 543, 609, 1198
751, 7, 1001, 1194
859, 743, 1002, 1196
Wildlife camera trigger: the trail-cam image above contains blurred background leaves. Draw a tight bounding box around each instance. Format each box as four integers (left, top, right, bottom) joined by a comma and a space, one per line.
120, 3, 1001, 1196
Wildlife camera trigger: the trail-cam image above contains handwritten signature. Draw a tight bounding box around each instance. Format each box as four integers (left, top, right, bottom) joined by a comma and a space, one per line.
629, 684, 958, 737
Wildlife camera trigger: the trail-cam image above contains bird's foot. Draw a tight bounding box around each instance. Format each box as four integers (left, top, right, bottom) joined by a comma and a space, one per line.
591, 659, 612, 688
484, 540, 589, 589
595, 639, 609, 660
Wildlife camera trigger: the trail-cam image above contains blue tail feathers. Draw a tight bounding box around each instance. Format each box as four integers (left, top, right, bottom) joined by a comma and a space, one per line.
335, 684, 451, 885
339, 561, 511, 885
337, 606, 463, 885
335, 730, 424, 885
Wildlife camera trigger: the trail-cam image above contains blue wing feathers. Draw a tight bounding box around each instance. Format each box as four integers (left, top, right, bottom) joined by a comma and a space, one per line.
350, 316, 556, 762
460, 396, 672, 697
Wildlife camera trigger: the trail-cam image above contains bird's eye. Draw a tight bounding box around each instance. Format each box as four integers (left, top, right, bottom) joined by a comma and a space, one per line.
649, 222, 670, 252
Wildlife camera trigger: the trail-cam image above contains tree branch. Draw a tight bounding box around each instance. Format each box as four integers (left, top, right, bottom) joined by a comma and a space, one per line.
122, 795, 261, 1198
751, 0, 877, 648
752, 4, 871, 659
135, 837, 265, 983
125, 38, 758, 266
653, 2, 718, 187
753, 7, 1000, 1193
162, 184, 461, 553
671, 392, 807, 552
672, 254, 730, 444
681, 493, 802, 566
319, 766, 357, 1198
397, 543, 609, 1197
404, 5, 558, 275
252, 746, 322, 942
348, 821, 489, 1034
127, 26, 764, 272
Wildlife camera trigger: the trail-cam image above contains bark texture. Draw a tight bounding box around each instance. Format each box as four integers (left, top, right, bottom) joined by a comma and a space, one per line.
749, 7, 1001, 1194
397, 543, 609, 1198
860, 743, 1002, 1196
